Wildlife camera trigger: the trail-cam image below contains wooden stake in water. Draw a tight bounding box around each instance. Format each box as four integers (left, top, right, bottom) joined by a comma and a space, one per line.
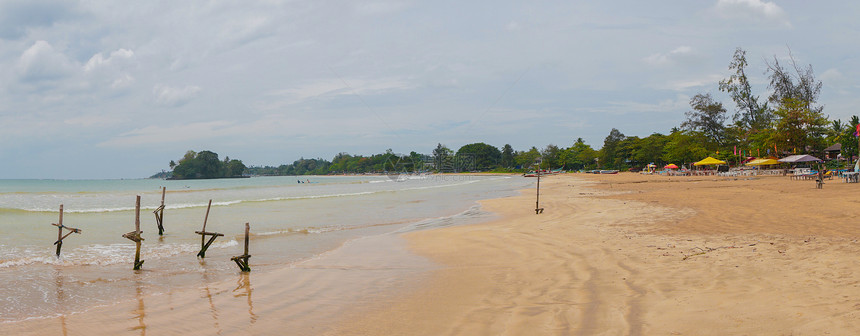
52, 204, 81, 258
122, 196, 144, 270
231, 223, 251, 272
195, 200, 224, 258
153, 187, 166, 235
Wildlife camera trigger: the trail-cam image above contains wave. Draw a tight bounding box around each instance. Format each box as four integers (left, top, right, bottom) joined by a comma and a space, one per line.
1, 175, 501, 214
0, 240, 239, 269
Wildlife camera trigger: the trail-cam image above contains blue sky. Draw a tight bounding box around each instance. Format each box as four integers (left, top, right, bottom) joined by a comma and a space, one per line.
1, 0, 859, 178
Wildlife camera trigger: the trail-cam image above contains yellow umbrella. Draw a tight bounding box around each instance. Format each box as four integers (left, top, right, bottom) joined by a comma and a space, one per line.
745, 158, 780, 166
693, 156, 726, 166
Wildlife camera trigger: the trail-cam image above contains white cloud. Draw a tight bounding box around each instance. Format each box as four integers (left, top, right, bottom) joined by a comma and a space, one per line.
15, 40, 74, 82
713, 0, 790, 27
665, 74, 725, 91
644, 46, 695, 66
152, 84, 202, 106
84, 48, 134, 72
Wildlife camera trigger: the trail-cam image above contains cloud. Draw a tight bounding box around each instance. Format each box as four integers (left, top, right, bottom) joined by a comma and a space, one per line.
260, 77, 415, 108
586, 94, 691, 115
712, 0, 790, 27
152, 84, 202, 106
84, 48, 134, 72
15, 40, 74, 83
99, 120, 233, 147
644, 46, 695, 66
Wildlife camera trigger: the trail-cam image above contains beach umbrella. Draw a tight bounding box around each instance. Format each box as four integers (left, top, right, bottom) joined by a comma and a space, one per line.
745, 158, 781, 166
778, 154, 822, 163
664, 163, 678, 169
693, 157, 726, 166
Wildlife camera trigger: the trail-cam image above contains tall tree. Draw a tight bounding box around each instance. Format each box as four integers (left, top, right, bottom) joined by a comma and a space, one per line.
540, 144, 562, 169
432, 143, 452, 172
766, 49, 823, 114
681, 93, 728, 148
719, 47, 772, 132
500, 144, 515, 168
600, 128, 625, 169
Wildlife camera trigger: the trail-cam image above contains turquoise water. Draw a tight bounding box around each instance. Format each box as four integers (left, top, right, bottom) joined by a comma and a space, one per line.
0, 174, 530, 322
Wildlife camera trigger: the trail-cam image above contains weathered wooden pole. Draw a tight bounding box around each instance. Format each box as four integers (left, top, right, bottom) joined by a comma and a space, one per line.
153, 187, 166, 235
56, 204, 63, 257
231, 223, 251, 272
52, 204, 81, 257
196, 200, 224, 258
535, 164, 544, 215
122, 196, 144, 270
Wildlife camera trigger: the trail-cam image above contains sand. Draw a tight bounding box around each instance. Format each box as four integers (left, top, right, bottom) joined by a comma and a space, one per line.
332, 173, 860, 335
5, 173, 860, 335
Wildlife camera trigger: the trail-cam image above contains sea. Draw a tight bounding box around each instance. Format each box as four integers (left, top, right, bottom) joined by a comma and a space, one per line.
0, 174, 531, 323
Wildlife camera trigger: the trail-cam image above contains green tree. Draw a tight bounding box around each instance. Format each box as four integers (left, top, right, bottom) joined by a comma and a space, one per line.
633, 133, 668, 166
433, 143, 453, 172
225, 159, 246, 177
560, 138, 597, 170
456, 143, 501, 171
682, 93, 727, 148
500, 144, 515, 168
719, 47, 772, 131
663, 130, 709, 166
515, 147, 541, 169
600, 128, 625, 169
540, 144, 562, 169
771, 98, 828, 154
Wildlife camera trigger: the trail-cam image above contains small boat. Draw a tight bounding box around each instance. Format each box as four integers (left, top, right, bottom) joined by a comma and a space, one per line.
599, 170, 619, 174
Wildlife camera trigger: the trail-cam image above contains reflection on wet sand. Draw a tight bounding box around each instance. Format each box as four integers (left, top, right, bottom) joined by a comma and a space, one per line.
131, 276, 146, 335
202, 267, 222, 335
232, 273, 256, 325
54, 268, 68, 336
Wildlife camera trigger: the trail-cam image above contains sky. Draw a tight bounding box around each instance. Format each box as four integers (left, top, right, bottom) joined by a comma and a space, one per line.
1, 0, 859, 179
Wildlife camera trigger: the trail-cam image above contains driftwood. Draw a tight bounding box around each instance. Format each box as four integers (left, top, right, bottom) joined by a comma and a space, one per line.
231, 223, 251, 272
52, 204, 81, 257
195, 200, 223, 258
153, 187, 166, 235
121, 196, 144, 270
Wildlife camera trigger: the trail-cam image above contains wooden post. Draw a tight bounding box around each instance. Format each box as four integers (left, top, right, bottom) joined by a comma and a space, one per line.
122, 196, 144, 270
52, 204, 82, 258
195, 200, 224, 258
153, 187, 166, 235
535, 168, 544, 214
56, 204, 63, 257
231, 223, 251, 272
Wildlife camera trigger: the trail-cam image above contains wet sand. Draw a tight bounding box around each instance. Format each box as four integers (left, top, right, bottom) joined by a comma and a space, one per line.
333, 173, 860, 335
6, 173, 860, 335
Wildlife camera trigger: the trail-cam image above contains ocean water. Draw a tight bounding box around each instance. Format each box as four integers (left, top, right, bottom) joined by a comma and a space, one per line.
0, 174, 530, 322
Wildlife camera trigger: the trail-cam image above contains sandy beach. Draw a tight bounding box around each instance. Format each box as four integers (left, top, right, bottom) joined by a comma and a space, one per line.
5, 173, 860, 335
333, 173, 860, 335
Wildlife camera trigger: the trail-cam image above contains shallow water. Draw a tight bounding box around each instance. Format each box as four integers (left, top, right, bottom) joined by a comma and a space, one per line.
0, 174, 530, 322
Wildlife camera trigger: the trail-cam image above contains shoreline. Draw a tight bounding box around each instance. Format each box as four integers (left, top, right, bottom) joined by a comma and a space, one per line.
331, 173, 860, 335
0, 179, 513, 335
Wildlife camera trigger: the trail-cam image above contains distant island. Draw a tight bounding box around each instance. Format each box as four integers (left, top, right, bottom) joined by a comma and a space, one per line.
156, 150, 247, 180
